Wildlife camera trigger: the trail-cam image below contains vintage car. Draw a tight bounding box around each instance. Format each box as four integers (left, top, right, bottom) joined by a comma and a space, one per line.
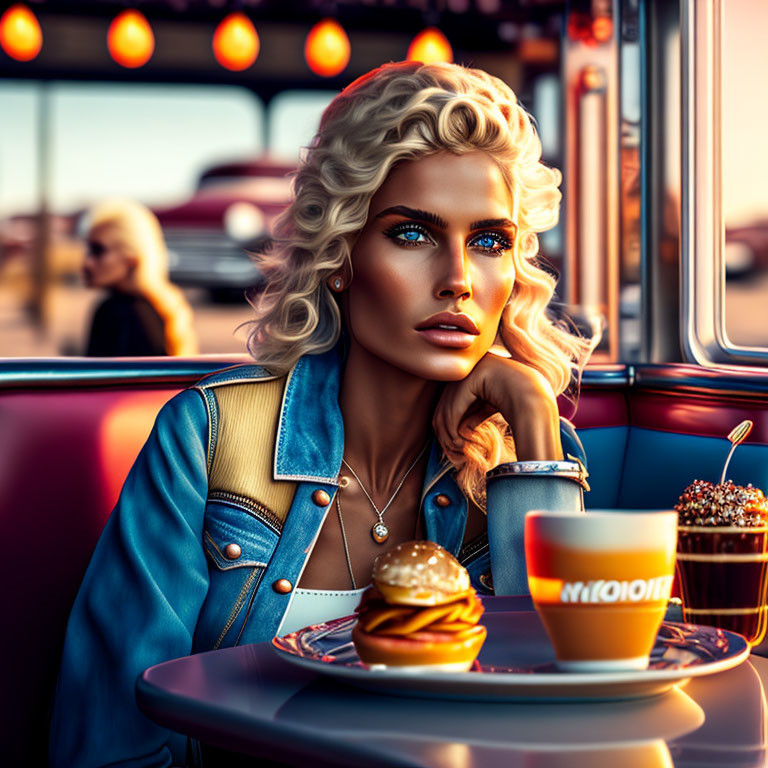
0, 158, 294, 300
154, 157, 294, 299
725, 219, 768, 278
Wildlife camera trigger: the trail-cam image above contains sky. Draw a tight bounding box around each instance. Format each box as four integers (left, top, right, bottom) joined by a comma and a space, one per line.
0, 82, 334, 217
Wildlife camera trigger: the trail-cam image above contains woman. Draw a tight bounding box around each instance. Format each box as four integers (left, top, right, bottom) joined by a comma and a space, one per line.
50, 61, 590, 767
83, 199, 198, 356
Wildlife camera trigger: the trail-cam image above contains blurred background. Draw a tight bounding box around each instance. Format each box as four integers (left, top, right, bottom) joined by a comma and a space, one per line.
0, 0, 766, 359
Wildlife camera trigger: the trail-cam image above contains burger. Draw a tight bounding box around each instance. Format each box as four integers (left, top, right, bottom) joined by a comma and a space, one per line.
352, 540, 486, 671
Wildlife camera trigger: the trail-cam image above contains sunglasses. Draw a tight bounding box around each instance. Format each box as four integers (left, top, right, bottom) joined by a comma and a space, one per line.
87, 241, 108, 258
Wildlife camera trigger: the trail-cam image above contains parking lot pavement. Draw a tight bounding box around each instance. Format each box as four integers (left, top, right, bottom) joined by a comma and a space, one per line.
0, 281, 253, 357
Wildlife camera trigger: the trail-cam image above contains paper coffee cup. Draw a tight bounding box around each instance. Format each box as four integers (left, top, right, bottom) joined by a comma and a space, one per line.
525, 510, 678, 671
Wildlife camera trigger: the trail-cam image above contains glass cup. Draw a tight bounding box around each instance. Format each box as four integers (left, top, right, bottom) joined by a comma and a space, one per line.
525, 510, 678, 671
676, 523, 768, 645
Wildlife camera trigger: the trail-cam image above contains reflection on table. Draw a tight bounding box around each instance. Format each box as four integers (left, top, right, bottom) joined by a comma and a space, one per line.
137, 599, 768, 768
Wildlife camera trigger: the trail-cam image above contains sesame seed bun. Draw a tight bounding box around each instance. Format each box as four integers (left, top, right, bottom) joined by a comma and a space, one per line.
373, 540, 471, 606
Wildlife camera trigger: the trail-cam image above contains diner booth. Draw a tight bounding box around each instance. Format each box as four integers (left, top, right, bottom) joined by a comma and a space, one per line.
2, 0, 768, 765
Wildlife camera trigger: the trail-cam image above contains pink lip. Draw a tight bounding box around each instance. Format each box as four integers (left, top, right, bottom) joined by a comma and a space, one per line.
415, 312, 480, 335
415, 312, 480, 350
416, 328, 476, 349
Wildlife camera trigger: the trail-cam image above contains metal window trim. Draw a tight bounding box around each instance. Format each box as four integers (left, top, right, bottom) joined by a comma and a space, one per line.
0, 358, 630, 391
681, 0, 768, 367
0, 356, 250, 390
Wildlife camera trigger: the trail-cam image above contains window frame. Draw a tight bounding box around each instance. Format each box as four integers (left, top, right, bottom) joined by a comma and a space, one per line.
681, 0, 768, 366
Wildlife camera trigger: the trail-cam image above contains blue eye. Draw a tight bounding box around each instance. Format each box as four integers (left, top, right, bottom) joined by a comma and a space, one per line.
383, 222, 434, 247
469, 231, 513, 255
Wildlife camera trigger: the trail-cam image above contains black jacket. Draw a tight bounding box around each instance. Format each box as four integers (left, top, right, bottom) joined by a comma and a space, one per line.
86, 291, 166, 356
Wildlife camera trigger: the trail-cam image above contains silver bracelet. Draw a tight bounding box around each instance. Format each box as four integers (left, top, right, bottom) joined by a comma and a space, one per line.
486, 455, 590, 492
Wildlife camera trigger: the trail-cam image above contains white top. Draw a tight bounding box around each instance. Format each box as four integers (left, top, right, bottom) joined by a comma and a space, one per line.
277, 586, 368, 637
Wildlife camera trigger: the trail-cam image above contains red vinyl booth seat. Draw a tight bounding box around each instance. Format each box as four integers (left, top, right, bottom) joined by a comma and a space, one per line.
0, 385, 180, 765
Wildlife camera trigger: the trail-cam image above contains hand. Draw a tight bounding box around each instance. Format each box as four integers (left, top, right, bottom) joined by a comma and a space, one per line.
432, 352, 563, 463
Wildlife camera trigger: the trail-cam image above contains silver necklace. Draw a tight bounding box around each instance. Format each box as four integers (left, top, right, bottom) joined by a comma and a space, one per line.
340, 441, 429, 544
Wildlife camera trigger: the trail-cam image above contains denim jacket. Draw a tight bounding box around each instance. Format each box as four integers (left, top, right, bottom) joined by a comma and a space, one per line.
50, 347, 585, 767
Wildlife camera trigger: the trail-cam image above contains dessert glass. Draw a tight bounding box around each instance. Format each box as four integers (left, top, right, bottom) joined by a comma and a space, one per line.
676, 480, 768, 646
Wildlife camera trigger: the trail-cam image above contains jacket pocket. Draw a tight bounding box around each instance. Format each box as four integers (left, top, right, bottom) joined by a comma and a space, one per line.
195, 501, 280, 651
459, 532, 494, 596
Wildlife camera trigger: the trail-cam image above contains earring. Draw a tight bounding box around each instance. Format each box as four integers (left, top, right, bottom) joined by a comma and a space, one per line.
332, 277, 343, 291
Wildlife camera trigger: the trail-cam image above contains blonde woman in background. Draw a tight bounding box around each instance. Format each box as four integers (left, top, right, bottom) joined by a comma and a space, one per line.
83, 199, 197, 356
52, 61, 591, 766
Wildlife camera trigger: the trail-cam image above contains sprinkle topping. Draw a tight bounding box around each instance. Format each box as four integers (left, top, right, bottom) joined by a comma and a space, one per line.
675, 479, 768, 527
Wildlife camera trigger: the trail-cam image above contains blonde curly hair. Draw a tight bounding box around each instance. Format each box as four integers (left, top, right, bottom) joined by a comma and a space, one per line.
247, 61, 591, 504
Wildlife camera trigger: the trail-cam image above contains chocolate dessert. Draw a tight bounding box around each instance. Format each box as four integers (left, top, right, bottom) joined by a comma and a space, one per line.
676, 478, 768, 645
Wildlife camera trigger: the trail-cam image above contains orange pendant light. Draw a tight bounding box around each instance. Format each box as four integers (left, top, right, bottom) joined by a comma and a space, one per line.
407, 27, 453, 65
0, 4, 42, 62
213, 12, 260, 71
108, 9, 155, 69
305, 18, 350, 77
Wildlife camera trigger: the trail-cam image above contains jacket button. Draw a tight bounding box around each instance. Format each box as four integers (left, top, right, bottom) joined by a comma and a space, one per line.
273, 578, 293, 594
312, 489, 331, 506
435, 494, 452, 507
224, 543, 241, 560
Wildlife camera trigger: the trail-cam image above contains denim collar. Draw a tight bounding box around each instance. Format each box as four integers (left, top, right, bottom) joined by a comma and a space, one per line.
273, 346, 452, 490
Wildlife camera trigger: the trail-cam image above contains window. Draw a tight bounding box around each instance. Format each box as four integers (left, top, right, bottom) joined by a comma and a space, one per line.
0, 82, 267, 357
721, 0, 768, 349
268, 90, 335, 161
682, 0, 768, 364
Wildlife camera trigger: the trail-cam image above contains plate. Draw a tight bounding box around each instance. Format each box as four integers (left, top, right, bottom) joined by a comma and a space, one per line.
271, 610, 750, 702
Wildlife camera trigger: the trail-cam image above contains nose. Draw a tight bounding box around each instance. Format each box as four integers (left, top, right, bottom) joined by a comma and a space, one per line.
435, 239, 472, 300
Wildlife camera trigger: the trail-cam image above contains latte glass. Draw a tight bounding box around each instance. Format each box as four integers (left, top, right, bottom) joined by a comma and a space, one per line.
525, 510, 678, 671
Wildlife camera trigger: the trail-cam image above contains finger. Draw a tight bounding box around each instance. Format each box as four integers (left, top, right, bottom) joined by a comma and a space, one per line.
432, 389, 450, 444
443, 445, 466, 466
435, 389, 477, 465
433, 395, 460, 461
434, 383, 464, 443
432, 402, 449, 454
441, 380, 483, 446
458, 404, 497, 440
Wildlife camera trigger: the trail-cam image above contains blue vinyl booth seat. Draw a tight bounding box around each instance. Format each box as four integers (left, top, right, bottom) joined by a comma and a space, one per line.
573, 368, 768, 513
579, 426, 768, 510
578, 426, 629, 509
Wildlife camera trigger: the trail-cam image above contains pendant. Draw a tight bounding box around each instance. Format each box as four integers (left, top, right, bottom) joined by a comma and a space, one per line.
371, 521, 390, 544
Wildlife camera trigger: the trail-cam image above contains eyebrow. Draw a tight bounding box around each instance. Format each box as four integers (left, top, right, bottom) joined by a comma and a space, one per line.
469, 218, 516, 231
375, 206, 515, 232
375, 206, 447, 229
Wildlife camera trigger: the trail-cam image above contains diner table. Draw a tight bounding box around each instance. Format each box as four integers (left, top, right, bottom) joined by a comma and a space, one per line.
137, 597, 768, 767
